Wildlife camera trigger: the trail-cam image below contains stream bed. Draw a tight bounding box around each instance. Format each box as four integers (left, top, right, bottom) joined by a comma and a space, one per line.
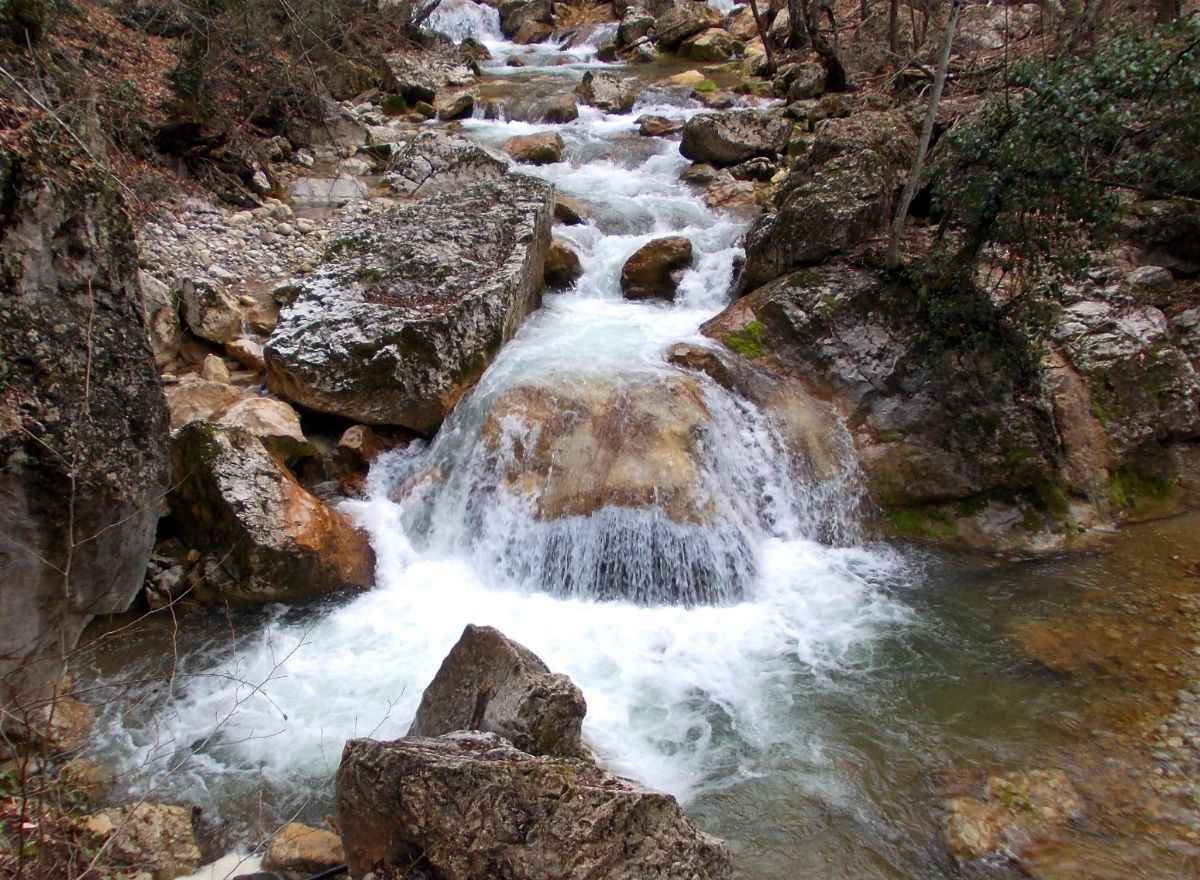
78, 7, 1200, 879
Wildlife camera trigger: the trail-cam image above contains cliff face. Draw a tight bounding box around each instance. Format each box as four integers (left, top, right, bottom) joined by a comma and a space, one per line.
0, 148, 171, 726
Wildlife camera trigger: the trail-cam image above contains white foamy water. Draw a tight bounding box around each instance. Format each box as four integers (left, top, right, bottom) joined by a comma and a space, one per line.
88, 0, 914, 846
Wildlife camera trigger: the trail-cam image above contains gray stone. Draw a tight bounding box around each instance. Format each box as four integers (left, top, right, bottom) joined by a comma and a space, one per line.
680, 110, 792, 167
499, 0, 553, 38
408, 624, 588, 758
650, 2, 723, 48
575, 71, 639, 114
335, 732, 733, 880
180, 276, 243, 344
137, 271, 182, 367
217, 396, 311, 462
383, 129, 508, 198
265, 176, 553, 433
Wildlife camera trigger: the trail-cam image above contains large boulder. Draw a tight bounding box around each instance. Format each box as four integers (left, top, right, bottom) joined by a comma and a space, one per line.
0, 152, 171, 722
620, 236, 694, 301
335, 731, 733, 880
179, 275, 242, 344
502, 131, 565, 165
739, 109, 915, 290
650, 2, 723, 49
681, 27, 741, 62
575, 71, 639, 114
169, 422, 374, 605
164, 377, 244, 430
216, 396, 311, 463
546, 238, 583, 288
408, 624, 588, 758
679, 110, 792, 167
382, 129, 508, 198
264, 176, 554, 433
499, 0, 553, 38
384, 46, 475, 105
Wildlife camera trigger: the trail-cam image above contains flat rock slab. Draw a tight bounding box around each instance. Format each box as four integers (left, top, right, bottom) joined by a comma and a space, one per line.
335, 731, 733, 880
264, 175, 554, 433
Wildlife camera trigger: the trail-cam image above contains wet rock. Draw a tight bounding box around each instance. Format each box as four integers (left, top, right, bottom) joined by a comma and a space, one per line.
169, 422, 374, 605
537, 92, 578, 123
664, 69, 706, 87
335, 731, 733, 880
84, 803, 202, 880
650, 2, 723, 49
60, 757, 112, 803
502, 131, 565, 165
618, 9, 654, 46
382, 129, 508, 198
408, 624, 589, 758
731, 157, 776, 181
680, 110, 792, 167
138, 271, 182, 367
575, 70, 639, 114
681, 27, 741, 62
265, 176, 553, 433
499, 0, 552, 38
513, 20, 554, 43
262, 822, 345, 876
703, 176, 761, 212
726, 5, 759, 41
637, 114, 684, 137
217, 396, 311, 463
554, 195, 588, 225
945, 769, 1083, 861
546, 238, 583, 287
0, 153, 171, 721
164, 378, 244, 430
335, 424, 383, 472
620, 236, 694, 301
739, 110, 914, 290
436, 89, 476, 120
180, 276, 242, 345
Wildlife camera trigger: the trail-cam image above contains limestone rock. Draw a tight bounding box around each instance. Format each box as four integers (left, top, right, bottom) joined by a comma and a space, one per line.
681, 27, 740, 62
169, 422, 374, 605
225, 337, 266, 372
138, 271, 182, 367
164, 378, 243, 430
180, 276, 242, 345
945, 769, 1082, 861
335, 732, 733, 880
545, 238, 583, 287
575, 71, 639, 114
408, 624, 588, 758
739, 109, 914, 289
680, 110, 791, 167
85, 803, 202, 880
620, 236, 693, 301
383, 129, 508, 198
384, 46, 474, 105
200, 353, 230, 384
502, 131, 565, 165
262, 822, 346, 875
265, 176, 553, 433
336, 424, 383, 471
499, 0, 552, 38
554, 196, 589, 225
514, 20, 553, 43
650, 2, 723, 49
217, 396, 311, 463
0, 153, 170, 719
436, 89, 476, 121
537, 92, 578, 124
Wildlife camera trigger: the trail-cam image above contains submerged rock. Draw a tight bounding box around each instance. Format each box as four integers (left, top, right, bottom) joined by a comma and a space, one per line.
546, 237, 583, 287
680, 110, 792, 167
408, 623, 588, 758
265, 175, 553, 433
620, 236, 693, 301
169, 422, 374, 604
945, 769, 1083, 862
335, 731, 733, 880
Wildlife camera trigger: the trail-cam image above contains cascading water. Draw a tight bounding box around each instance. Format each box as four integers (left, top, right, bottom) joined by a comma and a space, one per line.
84, 3, 922, 873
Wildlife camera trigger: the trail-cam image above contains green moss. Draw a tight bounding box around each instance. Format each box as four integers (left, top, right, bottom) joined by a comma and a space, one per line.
887, 507, 958, 540
955, 494, 989, 517
724, 320, 765, 359
693, 79, 717, 93
1110, 464, 1171, 510
1031, 477, 1071, 518
380, 93, 408, 116
1002, 445, 1036, 466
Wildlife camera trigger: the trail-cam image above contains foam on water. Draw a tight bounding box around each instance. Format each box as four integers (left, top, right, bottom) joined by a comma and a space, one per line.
86, 11, 915, 838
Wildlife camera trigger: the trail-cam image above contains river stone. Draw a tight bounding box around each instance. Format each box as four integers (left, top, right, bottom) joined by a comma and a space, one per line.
169, 422, 374, 605
0, 152, 170, 722
84, 803, 202, 880
383, 129, 508, 198
265, 175, 553, 433
499, 0, 553, 38
739, 109, 915, 290
680, 110, 792, 167
408, 624, 588, 758
164, 378, 244, 430
681, 27, 741, 62
620, 236, 693, 301
637, 114, 685, 137
650, 2, 723, 48
575, 70, 639, 114
335, 731, 734, 880
546, 238, 583, 287
384, 46, 475, 104
138, 271, 182, 367
180, 276, 242, 344
262, 822, 345, 875
217, 396, 311, 463
618, 9, 654, 46
502, 131, 565, 165
945, 769, 1083, 862
554, 195, 589, 225
537, 92, 578, 124
513, 20, 554, 43
436, 89, 476, 120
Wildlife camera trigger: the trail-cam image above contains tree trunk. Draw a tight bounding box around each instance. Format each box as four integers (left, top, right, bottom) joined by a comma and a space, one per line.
885, 0, 963, 270
1155, 0, 1181, 24
790, 0, 849, 91
748, 0, 777, 73
888, 0, 899, 58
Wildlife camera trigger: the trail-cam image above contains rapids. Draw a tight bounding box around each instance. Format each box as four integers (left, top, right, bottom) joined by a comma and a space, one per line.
77, 6, 1197, 880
